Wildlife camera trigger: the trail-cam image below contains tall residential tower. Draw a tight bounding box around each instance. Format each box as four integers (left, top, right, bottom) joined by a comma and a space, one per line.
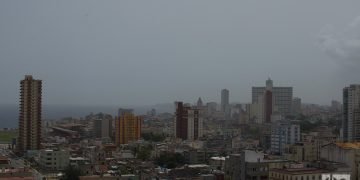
174, 102, 203, 141
342, 84, 360, 142
221, 89, 229, 112
115, 109, 141, 145
18, 75, 42, 153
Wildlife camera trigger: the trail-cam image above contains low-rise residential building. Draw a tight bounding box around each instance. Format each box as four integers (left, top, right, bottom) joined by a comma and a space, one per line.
69, 157, 90, 167
39, 149, 70, 170
209, 156, 226, 171
284, 142, 317, 162
225, 150, 290, 180
269, 167, 328, 180
269, 164, 351, 180
321, 142, 360, 180
183, 149, 217, 165
0, 168, 34, 179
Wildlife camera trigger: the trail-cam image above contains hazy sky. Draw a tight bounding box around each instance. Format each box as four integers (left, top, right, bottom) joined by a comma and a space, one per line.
1, 1, 360, 106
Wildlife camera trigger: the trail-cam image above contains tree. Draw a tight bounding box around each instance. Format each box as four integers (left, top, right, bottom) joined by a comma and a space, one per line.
137, 146, 152, 161
60, 166, 83, 180
142, 132, 166, 142
155, 153, 185, 168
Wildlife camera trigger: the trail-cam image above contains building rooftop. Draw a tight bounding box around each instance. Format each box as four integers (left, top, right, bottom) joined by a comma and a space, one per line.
334, 142, 360, 149
271, 168, 330, 175
70, 157, 88, 161
210, 157, 226, 161
187, 164, 209, 168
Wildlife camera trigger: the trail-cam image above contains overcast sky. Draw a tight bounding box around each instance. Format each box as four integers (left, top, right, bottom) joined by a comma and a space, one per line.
1, 0, 360, 106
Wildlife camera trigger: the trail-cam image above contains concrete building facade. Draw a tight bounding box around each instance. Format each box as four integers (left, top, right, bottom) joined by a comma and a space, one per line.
39, 149, 70, 170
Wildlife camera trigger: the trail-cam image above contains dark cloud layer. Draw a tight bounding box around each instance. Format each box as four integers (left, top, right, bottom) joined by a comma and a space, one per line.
1, 1, 360, 106
319, 16, 360, 64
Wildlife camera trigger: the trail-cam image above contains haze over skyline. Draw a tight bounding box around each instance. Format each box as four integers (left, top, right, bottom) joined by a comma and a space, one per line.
1, 1, 360, 106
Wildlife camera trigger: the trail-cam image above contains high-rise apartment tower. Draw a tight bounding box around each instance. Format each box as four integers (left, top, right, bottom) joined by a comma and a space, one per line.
18, 75, 42, 153
342, 85, 360, 142
115, 109, 141, 145
174, 102, 203, 141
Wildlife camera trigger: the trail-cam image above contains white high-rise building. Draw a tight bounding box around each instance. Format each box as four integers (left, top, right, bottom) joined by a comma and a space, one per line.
270, 121, 300, 155
342, 84, 360, 142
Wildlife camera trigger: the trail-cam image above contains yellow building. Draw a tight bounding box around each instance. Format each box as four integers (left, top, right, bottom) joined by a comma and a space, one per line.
284, 142, 317, 162
269, 167, 328, 180
115, 111, 141, 145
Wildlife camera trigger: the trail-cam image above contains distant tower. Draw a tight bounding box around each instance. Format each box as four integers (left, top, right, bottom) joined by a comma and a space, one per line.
252, 78, 293, 117
221, 89, 229, 112
118, 108, 133, 117
291, 97, 302, 115
266, 78, 273, 89
264, 78, 273, 123
18, 75, 42, 153
197, 97, 203, 107
342, 85, 360, 142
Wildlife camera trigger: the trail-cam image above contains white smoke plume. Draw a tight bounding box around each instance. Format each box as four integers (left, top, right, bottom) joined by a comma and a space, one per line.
319, 16, 360, 63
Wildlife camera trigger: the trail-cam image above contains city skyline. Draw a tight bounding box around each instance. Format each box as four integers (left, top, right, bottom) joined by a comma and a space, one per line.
0, 1, 359, 179
0, 76, 347, 107
0, 1, 360, 106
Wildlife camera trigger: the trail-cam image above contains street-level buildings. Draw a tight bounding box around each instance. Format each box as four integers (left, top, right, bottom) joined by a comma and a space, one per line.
270, 168, 329, 180
284, 142, 317, 162
225, 150, 290, 180
321, 142, 360, 180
